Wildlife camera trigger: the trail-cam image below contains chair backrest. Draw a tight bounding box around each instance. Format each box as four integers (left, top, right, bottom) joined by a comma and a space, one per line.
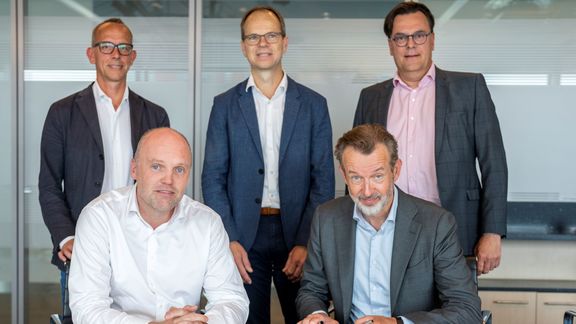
564, 310, 576, 324
465, 256, 492, 324
50, 262, 73, 324
465, 256, 479, 286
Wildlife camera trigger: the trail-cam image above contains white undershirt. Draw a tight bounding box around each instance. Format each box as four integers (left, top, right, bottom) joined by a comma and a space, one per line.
93, 81, 133, 194
246, 72, 287, 209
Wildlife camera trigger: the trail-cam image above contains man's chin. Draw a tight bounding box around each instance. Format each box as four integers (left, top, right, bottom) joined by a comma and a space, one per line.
357, 203, 384, 218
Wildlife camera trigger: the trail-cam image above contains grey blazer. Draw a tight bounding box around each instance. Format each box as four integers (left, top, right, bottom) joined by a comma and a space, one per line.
353, 67, 508, 255
296, 191, 481, 323
39, 84, 170, 271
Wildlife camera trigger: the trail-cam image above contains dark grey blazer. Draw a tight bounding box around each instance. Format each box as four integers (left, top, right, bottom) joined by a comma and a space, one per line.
39, 83, 170, 270
296, 191, 482, 324
353, 67, 508, 255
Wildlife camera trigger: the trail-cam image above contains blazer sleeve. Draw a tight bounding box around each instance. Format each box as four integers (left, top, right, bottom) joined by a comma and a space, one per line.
39, 103, 76, 250
295, 96, 335, 246
296, 208, 332, 319
201, 98, 238, 241
403, 211, 482, 323
474, 74, 508, 236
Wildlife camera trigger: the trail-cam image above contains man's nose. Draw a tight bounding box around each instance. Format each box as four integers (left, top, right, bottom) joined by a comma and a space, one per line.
362, 180, 374, 196
160, 171, 173, 184
406, 35, 416, 48
257, 35, 269, 47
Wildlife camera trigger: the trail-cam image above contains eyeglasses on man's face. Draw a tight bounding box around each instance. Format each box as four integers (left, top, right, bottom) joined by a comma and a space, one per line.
390, 31, 431, 47
243, 32, 284, 45
93, 41, 134, 55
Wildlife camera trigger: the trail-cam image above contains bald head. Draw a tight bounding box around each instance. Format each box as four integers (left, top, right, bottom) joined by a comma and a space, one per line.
134, 127, 191, 164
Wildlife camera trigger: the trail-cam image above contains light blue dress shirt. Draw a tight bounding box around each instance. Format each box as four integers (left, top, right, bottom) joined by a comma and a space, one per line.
350, 187, 413, 324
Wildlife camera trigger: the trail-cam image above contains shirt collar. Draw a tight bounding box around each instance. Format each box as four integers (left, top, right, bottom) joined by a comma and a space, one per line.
353, 186, 399, 230
393, 63, 436, 89
93, 80, 129, 104
245, 71, 288, 95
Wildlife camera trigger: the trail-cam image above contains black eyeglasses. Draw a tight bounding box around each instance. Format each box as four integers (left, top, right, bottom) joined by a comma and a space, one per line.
390, 31, 431, 47
93, 41, 134, 55
243, 32, 284, 45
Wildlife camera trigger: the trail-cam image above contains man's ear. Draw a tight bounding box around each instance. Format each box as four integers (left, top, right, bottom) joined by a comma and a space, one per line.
338, 164, 348, 185
86, 47, 95, 64
393, 159, 402, 182
130, 159, 137, 181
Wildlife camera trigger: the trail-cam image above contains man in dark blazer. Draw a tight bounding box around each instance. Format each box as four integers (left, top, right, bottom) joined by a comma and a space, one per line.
297, 124, 481, 324
354, 2, 507, 275
202, 6, 334, 324
39, 18, 169, 276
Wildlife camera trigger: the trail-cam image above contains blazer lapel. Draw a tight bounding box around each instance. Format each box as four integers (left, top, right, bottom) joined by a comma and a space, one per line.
128, 89, 143, 152
379, 81, 394, 127
334, 197, 357, 322
77, 84, 104, 154
279, 77, 301, 164
434, 67, 448, 160
238, 83, 264, 161
389, 190, 421, 312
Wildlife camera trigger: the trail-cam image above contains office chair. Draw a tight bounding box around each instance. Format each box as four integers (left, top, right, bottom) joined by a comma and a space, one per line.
564, 310, 576, 324
50, 262, 73, 324
466, 256, 493, 324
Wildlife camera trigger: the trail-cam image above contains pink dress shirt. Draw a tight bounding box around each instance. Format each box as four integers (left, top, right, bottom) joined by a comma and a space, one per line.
387, 64, 441, 206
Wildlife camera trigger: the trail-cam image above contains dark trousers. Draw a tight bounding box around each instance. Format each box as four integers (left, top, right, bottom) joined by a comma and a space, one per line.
244, 215, 299, 324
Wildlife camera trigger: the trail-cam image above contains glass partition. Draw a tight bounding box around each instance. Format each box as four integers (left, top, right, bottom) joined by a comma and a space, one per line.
23, 1, 192, 322
0, 0, 13, 320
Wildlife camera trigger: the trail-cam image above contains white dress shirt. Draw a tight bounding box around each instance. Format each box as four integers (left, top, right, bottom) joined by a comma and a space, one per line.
246, 72, 287, 208
69, 185, 249, 324
93, 81, 133, 194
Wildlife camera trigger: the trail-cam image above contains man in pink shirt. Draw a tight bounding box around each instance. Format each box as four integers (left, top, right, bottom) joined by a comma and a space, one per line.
354, 1, 508, 275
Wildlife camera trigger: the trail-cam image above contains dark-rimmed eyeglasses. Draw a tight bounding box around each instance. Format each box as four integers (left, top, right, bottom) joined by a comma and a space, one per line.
390, 31, 431, 47
93, 41, 134, 55
242, 32, 284, 45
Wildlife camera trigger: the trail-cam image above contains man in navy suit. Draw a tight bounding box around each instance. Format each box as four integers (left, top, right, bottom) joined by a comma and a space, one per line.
354, 2, 507, 275
202, 6, 335, 324
39, 18, 169, 288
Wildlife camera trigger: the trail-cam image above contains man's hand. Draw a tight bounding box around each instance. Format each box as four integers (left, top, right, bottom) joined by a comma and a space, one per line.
58, 239, 74, 262
298, 312, 338, 324
150, 305, 208, 324
230, 241, 253, 284
475, 233, 502, 275
354, 315, 398, 324
282, 245, 307, 282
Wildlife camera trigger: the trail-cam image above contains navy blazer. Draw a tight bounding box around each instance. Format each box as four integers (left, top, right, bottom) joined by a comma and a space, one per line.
39, 84, 170, 270
296, 192, 482, 323
353, 67, 508, 255
202, 76, 335, 251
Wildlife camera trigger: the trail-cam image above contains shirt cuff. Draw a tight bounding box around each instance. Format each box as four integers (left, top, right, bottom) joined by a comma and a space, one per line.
59, 236, 74, 249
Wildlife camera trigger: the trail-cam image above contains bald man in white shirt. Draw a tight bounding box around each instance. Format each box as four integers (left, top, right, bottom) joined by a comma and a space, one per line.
69, 128, 249, 324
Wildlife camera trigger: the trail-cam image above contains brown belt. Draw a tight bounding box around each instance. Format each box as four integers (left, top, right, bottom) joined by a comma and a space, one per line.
260, 207, 281, 216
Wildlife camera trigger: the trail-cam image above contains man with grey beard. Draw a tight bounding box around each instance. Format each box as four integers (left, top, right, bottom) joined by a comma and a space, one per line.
296, 124, 480, 324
